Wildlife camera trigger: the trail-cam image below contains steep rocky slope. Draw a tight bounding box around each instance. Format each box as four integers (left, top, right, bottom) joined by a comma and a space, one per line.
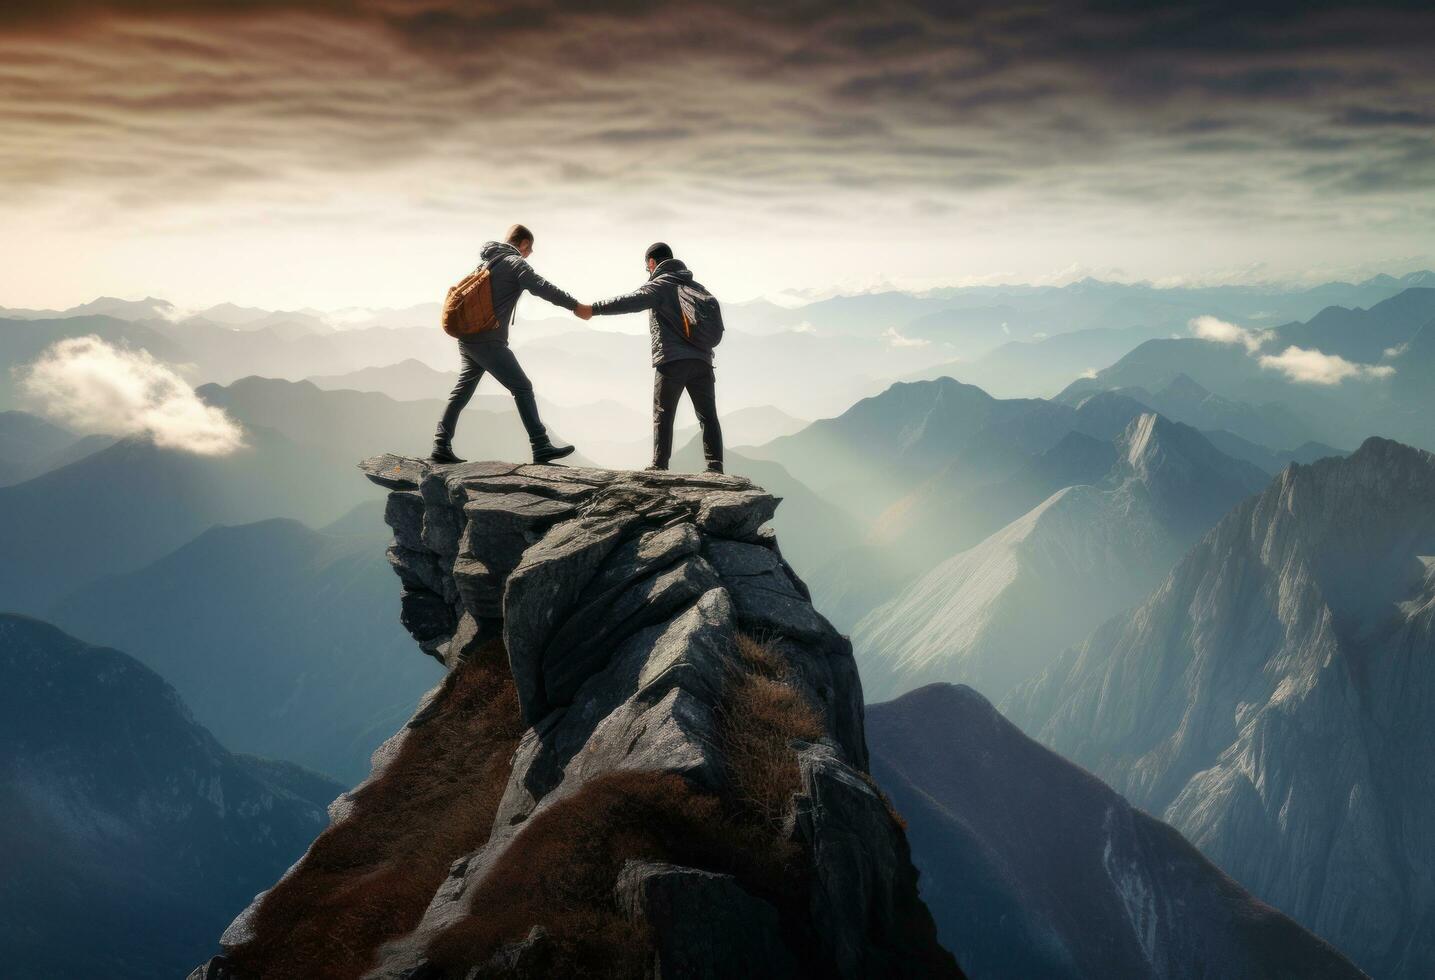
867, 684, 1363, 980
0, 615, 339, 980
1009, 437, 1435, 978
853, 413, 1267, 702
192, 458, 959, 979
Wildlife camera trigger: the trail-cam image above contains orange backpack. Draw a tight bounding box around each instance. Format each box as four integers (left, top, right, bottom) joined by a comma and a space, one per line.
441, 264, 500, 337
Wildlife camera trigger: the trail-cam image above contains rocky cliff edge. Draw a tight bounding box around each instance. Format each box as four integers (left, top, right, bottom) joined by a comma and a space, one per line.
190, 456, 959, 979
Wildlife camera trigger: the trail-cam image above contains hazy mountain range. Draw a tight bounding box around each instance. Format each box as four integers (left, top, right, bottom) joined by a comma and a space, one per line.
852, 413, 1270, 703
1060, 287, 1435, 453
7, 272, 1431, 443
51, 511, 439, 782
0, 614, 340, 980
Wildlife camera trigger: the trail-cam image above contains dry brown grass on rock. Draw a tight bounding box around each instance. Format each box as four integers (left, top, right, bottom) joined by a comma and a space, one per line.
719, 633, 826, 829
425, 770, 727, 977
424, 632, 834, 978
226, 638, 524, 980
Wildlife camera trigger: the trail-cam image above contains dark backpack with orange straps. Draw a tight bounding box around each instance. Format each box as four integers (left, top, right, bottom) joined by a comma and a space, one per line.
442, 263, 500, 337
675, 283, 725, 352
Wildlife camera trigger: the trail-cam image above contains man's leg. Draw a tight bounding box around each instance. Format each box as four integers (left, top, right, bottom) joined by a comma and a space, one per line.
433, 344, 484, 460
684, 363, 724, 473
651, 363, 686, 469
469, 342, 574, 462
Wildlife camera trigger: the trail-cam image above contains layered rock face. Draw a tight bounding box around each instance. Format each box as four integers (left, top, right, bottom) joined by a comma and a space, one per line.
205, 457, 956, 979
1010, 437, 1435, 978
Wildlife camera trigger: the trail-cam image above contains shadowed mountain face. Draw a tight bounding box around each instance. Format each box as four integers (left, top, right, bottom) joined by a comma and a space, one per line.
852, 413, 1268, 702
0, 411, 75, 485
866, 684, 1364, 980
51, 510, 440, 783
1008, 437, 1435, 978
0, 615, 340, 980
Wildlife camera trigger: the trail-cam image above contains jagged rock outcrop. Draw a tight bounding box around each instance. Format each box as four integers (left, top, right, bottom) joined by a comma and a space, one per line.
1008, 437, 1435, 978
201, 457, 957, 979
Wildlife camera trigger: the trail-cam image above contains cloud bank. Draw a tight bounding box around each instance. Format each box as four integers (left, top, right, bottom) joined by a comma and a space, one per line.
1190, 312, 1395, 384
18, 336, 245, 454
1189, 315, 1272, 353
1258, 345, 1396, 385
2, 0, 1433, 307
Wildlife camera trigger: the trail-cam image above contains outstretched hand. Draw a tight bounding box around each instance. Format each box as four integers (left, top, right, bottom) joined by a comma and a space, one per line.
574, 303, 593, 321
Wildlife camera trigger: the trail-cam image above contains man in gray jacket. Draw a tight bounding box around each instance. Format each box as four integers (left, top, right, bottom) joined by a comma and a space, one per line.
432, 223, 579, 465
580, 242, 723, 473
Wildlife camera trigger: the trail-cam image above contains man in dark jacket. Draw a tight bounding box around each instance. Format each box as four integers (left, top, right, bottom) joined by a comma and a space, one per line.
432, 223, 580, 465
580, 242, 723, 473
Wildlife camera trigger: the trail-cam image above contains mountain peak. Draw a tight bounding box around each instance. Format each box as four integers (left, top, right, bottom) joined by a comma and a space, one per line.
1155, 372, 1211, 402
1117, 411, 1184, 468
1112, 412, 1269, 530
1277, 435, 1435, 512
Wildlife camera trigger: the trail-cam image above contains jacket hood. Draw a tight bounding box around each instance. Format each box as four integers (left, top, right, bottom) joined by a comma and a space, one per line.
650, 257, 692, 282
481, 241, 520, 261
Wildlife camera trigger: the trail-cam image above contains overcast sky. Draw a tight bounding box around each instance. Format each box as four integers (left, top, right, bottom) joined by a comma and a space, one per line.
2, 0, 1433, 311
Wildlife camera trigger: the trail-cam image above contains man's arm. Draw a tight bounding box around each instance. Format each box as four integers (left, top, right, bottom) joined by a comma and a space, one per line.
590, 284, 660, 316
514, 259, 579, 311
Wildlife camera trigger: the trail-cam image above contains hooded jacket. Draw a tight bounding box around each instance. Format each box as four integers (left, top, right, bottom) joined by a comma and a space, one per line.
466, 241, 579, 345
590, 257, 714, 367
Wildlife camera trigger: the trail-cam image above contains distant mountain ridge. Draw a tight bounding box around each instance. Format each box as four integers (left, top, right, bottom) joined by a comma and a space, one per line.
1059, 288, 1435, 452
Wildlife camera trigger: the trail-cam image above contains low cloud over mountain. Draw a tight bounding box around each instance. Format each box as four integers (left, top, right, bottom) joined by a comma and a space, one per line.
18, 335, 244, 455
1189, 313, 1395, 385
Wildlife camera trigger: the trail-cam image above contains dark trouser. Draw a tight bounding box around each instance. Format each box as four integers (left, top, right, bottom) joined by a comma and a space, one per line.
653, 358, 722, 469
435, 340, 548, 449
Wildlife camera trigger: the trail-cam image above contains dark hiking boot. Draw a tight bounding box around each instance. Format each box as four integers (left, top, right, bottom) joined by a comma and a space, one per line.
705, 462, 725, 475
645, 464, 669, 472
430, 445, 466, 465
532, 441, 576, 464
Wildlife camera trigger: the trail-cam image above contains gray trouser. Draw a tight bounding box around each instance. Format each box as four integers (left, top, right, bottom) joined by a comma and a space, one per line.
653, 358, 722, 468
435, 340, 547, 448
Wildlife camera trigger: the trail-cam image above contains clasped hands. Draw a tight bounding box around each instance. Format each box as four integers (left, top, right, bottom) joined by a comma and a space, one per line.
573, 303, 593, 321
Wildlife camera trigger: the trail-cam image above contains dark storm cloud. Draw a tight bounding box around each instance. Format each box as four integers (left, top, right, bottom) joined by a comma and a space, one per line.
1, 0, 1432, 220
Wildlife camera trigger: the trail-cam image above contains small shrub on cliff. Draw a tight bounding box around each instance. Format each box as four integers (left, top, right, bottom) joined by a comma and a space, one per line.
227, 638, 524, 980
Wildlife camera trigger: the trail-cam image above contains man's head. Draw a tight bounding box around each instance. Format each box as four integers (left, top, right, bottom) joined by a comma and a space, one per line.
506, 223, 535, 258
645, 241, 673, 273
